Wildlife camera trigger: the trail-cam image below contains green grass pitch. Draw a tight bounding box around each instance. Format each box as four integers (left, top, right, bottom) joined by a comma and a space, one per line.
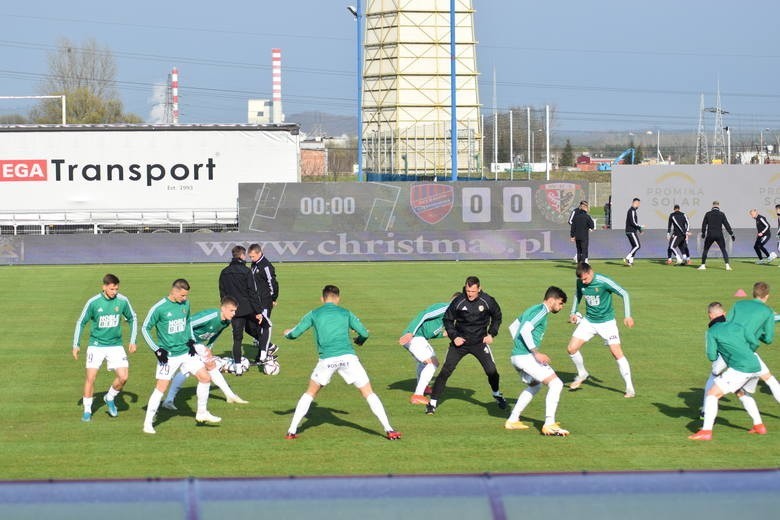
1, 258, 779, 480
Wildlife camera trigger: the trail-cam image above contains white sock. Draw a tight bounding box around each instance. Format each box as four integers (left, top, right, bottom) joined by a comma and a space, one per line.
702, 394, 719, 430
429, 398, 438, 407
366, 393, 393, 431
545, 378, 563, 426
616, 356, 634, 393
83, 396, 93, 413
288, 393, 314, 434
508, 385, 540, 422
166, 372, 189, 403
763, 376, 780, 404
144, 389, 164, 426
569, 351, 587, 376
106, 386, 120, 401
703, 373, 716, 408
196, 382, 210, 414
739, 394, 763, 425
415, 363, 436, 396
209, 368, 238, 400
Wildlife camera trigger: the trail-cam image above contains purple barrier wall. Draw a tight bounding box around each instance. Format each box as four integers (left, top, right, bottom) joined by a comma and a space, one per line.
0, 229, 762, 265
0, 470, 778, 519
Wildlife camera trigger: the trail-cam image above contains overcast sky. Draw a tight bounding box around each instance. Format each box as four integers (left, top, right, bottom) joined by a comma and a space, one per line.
1, 1, 778, 138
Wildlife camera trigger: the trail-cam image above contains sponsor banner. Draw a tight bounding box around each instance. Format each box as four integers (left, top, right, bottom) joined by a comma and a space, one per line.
6, 229, 758, 265
612, 164, 780, 229
238, 180, 588, 232
0, 126, 299, 212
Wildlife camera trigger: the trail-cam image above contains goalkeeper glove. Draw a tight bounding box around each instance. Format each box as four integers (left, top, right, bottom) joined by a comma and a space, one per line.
187, 339, 197, 356
155, 349, 169, 364
353, 336, 367, 346
731, 234, 735, 242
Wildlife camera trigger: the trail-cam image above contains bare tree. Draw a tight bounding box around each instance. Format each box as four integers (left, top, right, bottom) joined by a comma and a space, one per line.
42, 37, 117, 99
31, 37, 140, 124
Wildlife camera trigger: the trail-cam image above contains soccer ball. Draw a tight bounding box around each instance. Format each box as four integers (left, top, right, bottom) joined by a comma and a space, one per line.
215, 357, 232, 373
227, 357, 251, 375
263, 358, 281, 376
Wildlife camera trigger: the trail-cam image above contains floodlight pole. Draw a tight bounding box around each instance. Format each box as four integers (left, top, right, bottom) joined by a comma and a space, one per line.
450, 0, 458, 180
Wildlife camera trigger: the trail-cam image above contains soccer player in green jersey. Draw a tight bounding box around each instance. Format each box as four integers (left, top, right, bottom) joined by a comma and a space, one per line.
690, 302, 765, 440
162, 296, 248, 409
506, 286, 569, 436
141, 279, 220, 434
398, 293, 458, 405
726, 282, 780, 402
567, 263, 636, 397
283, 285, 401, 440
73, 273, 137, 422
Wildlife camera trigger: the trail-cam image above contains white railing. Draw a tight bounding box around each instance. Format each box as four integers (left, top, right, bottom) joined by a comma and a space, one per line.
0, 209, 238, 235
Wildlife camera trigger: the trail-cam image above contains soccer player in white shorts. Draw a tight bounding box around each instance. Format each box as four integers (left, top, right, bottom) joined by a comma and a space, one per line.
690, 302, 765, 440
283, 285, 400, 440
72, 273, 137, 422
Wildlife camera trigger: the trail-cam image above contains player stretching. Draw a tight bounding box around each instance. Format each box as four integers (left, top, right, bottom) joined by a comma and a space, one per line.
162, 296, 249, 409
567, 263, 636, 397
73, 273, 137, 422
690, 302, 765, 440
506, 286, 570, 436
398, 294, 458, 405
727, 282, 780, 403
141, 279, 221, 434
283, 285, 400, 440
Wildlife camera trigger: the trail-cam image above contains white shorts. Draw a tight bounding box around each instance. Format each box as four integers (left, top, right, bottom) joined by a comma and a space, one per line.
85, 346, 128, 370
154, 353, 205, 381
572, 318, 621, 346
404, 336, 436, 363
311, 354, 370, 388
511, 354, 555, 385
712, 354, 769, 376
714, 367, 760, 394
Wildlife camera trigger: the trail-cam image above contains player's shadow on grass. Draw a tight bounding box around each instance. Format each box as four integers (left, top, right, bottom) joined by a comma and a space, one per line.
650, 387, 778, 433
272, 402, 385, 438
566, 374, 626, 396
386, 379, 508, 418
78, 391, 139, 417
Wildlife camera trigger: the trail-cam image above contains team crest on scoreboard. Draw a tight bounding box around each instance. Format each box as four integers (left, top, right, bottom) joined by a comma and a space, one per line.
534, 182, 585, 224
410, 184, 454, 225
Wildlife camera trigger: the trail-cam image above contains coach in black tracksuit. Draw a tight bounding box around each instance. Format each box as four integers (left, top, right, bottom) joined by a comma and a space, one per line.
699, 202, 735, 270
248, 243, 279, 363
624, 198, 642, 265
749, 209, 772, 262
218, 245, 262, 364
426, 276, 506, 414
667, 204, 691, 264
570, 201, 595, 264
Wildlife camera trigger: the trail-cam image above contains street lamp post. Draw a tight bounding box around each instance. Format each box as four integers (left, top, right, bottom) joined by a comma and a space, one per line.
348, 3, 364, 181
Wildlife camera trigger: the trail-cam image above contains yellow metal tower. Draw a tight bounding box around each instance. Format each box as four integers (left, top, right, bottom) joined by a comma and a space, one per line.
363, 0, 481, 178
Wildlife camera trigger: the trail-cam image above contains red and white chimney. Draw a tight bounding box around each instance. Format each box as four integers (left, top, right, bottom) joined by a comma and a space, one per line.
171, 67, 179, 124
271, 48, 283, 123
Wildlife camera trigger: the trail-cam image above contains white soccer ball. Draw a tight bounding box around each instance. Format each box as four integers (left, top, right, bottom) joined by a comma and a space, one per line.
215, 357, 232, 373
227, 357, 251, 375
263, 358, 281, 376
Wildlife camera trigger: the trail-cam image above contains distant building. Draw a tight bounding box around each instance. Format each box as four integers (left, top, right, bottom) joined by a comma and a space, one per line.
300, 139, 327, 176
248, 99, 272, 124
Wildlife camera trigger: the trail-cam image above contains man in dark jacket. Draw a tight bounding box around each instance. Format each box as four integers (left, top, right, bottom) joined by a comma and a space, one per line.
698, 201, 735, 271
624, 198, 642, 266
218, 245, 263, 373
248, 243, 279, 364
426, 276, 506, 415
570, 200, 595, 264
667, 204, 691, 265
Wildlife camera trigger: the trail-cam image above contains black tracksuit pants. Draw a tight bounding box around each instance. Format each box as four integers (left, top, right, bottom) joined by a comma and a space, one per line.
430, 342, 500, 402
231, 314, 261, 362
